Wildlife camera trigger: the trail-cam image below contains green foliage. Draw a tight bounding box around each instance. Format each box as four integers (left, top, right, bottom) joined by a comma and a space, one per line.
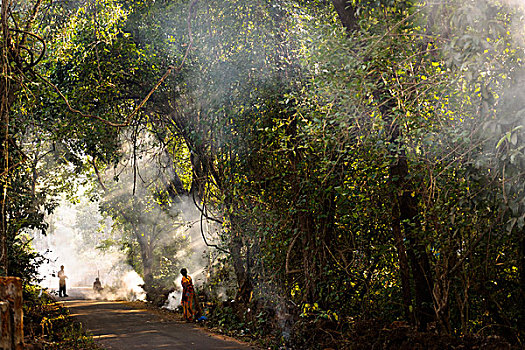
24, 285, 102, 349
97, 0, 525, 343
7, 234, 48, 284
5, 0, 525, 347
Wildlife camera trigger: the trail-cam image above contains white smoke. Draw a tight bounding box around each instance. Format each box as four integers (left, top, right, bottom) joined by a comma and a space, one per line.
31, 194, 146, 301
162, 200, 214, 311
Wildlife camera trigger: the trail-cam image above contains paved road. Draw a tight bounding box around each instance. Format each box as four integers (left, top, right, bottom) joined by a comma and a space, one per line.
62, 294, 256, 350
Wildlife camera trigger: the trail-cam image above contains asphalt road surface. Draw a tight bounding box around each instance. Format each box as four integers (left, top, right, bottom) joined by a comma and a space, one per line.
60, 288, 256, 350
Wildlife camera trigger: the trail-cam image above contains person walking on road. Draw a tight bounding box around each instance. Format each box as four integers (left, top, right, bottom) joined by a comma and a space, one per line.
58, 265, 68, 297
180, 268, 195, 322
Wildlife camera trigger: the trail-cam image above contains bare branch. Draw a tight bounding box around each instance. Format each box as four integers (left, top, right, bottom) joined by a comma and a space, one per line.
285, 232, 301, 274
90, 157, 107, 192
200, 209, 229, 254
192, 190, 223, 224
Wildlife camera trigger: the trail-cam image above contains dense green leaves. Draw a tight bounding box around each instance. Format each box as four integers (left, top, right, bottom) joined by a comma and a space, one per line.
4, 0, 525, 347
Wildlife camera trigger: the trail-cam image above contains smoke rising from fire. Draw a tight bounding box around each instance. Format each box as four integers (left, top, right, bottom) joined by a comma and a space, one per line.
31, 196, 146, 301
30, 126, 224, 305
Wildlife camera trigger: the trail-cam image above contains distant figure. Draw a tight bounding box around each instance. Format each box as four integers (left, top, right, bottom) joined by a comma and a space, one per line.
180, 268, 195, 322
93, 277, 103, 293
58, 265, 68, 297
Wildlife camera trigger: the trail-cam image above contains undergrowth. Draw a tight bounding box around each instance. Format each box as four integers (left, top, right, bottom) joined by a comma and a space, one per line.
23, 285, 103, 350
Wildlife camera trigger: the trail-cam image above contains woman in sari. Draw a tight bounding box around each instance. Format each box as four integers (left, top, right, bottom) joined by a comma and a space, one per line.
180, 268, 195, 321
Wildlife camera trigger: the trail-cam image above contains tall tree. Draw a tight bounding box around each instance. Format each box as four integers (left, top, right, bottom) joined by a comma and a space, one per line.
0, 0, 45, 275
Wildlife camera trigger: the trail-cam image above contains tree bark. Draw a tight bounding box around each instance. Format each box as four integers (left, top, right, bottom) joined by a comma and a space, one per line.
392, 198, 414, 323
382, 90, 434, 330
331, 0, 359, 33
393, 152, 435, 330
0, 0, 12, 275
136, 230, 153, 286
229, 211, 253, 305
519, 233, 525, 336
0, 90, 7, 275
329, 0, 436, 328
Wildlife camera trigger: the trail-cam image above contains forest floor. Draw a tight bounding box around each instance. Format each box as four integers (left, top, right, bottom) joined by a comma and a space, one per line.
62, 295, 259, 350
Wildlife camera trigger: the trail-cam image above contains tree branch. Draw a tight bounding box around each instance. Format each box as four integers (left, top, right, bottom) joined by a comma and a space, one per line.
200, 209, 229, 254
90, 156, 107, 192
286, 231, 301, 274
32, 0, 199, 128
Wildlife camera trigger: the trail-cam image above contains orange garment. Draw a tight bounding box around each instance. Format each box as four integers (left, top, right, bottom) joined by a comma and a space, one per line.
181, 275, 195, 321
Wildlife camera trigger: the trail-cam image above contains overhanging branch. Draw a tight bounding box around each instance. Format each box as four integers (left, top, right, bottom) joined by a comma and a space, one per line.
33, 0, 199, 128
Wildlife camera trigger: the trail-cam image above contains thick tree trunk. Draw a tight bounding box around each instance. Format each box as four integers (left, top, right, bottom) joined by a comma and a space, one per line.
379, 87, 434, 330
229, 213, 253, 305
394, 156, 435, 330
0, 277, 23, 349
329, 0, 433, 325
0, 85, 16, 276
0, 105, 7, 275
331, 0, 359, 33
136, 234, 153, 287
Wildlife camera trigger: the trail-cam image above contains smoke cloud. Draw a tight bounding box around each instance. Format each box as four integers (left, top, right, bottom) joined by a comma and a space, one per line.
30, 127, 225, 307
31, 195, 147, 301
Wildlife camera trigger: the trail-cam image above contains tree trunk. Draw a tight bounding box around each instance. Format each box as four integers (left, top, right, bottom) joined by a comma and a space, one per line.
392, 198, 414, 323
0, 0, 11, 275
395, 157, 435, 330
0, 104, 7, 275
136, 232, 153, 287
229, 213, 253, 305
329, 0, 435, 326
519, 233, 525, 337
299, 212, 317, 302
331, 0, 359, 33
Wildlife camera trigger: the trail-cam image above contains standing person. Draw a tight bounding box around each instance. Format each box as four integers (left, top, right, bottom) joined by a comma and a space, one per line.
180, 268, 195, 322
93, 277, 103, 293
58, 265, 68, 297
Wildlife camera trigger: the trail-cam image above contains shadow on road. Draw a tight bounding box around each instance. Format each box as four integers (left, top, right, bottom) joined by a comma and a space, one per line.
61, 294, 256, 350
